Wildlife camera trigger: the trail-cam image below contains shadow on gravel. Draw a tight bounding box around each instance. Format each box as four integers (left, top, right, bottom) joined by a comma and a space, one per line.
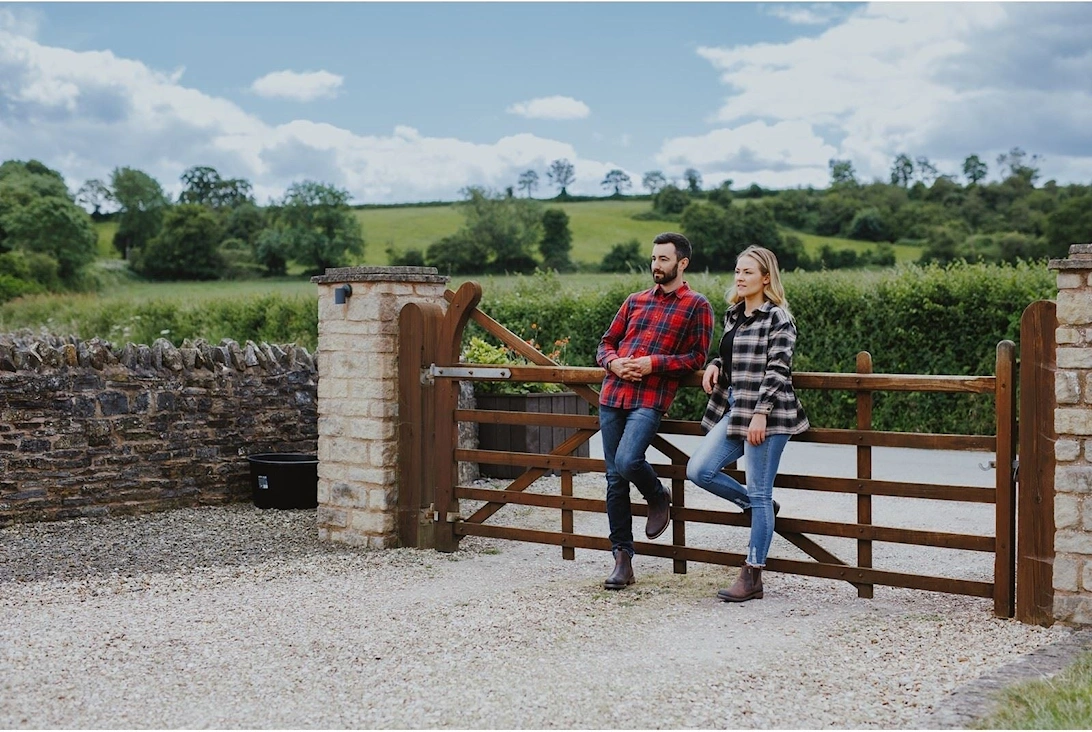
0, 505, 357, 583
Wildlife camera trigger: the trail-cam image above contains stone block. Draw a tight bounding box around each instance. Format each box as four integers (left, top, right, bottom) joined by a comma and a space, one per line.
1058, 290, 1092, 325
317, 436, 372, 466
367, 486, 397, 511
1057, 409, 1092, 436
1058, 348, 1092, 369
317, 377, 349, 400
1057, 371, 1081, 404
317, 506, 349, 528
1056, 439, 1082, 462
1055, 594, 1092, 626
1055, 530, 1092, 554
1054, 554, 1081, 591
1056, 493, 1081, 528
1058, 272, 1085, 289
1084, 563, 1092, 591
344, 418, 396, 442
351, 510, 394, 535
1057, 466, 1092, 493
1057, 328, 1083, 345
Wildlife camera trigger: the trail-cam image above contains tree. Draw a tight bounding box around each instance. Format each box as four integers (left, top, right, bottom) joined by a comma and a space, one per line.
962, 154, 988, 185
1045, 194, 1092, 259
683, 168, 703, 194
847, 207, 887, 242
132, 204, 224, 280
601, 169, 632, 196
110, 167, 169, 258
179, 165, 254, 208
890, 154, 914, 187
600, 239, 647, 273
76, 179, 114, 217
652, 185, 689, 215
426, 187, 543, 274
642, 171, 667, 195
2, 196, 97, 283
276, 180, 365, 273
914, 156, 939, 185
547, 159, 575, 196
539, 208, 573, 271
517, 169, 539, 198
0, 160, 97, 286
997, 147, 1041, 184
828, 159, 857, 187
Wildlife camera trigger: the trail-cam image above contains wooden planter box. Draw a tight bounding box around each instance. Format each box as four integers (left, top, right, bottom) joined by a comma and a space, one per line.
475, 392, 591, 479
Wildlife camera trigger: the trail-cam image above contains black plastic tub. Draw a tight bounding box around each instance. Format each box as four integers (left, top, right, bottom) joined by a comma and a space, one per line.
247, 453, 319, 509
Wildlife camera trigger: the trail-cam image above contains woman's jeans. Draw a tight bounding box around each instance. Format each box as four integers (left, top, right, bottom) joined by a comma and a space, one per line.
686, 411, 790, 567
599, 404, 665, 556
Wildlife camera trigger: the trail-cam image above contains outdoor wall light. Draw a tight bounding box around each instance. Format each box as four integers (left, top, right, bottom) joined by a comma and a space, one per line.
334, 284, 353, 305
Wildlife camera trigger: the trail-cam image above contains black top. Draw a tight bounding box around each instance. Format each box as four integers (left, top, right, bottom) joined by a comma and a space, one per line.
717, 309, 757, 385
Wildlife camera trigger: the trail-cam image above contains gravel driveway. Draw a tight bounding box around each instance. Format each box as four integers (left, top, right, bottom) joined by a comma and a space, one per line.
0, 464, 1081, 729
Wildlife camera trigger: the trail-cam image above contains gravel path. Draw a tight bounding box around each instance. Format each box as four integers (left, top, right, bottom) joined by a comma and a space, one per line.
0, 472, 1079, 729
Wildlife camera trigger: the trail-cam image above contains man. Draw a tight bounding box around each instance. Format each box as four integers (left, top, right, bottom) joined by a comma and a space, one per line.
595, 232, 713, 590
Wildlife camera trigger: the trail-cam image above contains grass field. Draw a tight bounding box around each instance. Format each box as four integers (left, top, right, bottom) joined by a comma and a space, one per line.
92, 198, 921, 269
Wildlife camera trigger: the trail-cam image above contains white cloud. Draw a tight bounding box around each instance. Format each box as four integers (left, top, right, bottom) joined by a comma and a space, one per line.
506, 95, 591, 120
0, 6, 40, 37
0, 26, 619, 203
250, 69, 344, 102
665, 3, 1092, 185
764, 3, 840, 26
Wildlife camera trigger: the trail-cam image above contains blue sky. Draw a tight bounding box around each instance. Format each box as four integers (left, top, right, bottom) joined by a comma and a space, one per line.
2, 2, 1091, 205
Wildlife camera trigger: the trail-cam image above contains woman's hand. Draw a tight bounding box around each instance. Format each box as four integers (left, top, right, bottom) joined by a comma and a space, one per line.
747, 413, 767, 446
702, 364, 719, 394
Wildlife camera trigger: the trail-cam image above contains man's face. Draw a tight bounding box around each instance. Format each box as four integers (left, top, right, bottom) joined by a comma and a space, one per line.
651, 242, 683, 286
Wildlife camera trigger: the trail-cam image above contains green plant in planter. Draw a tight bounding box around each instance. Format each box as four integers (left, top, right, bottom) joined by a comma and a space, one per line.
462, 336, 567, 395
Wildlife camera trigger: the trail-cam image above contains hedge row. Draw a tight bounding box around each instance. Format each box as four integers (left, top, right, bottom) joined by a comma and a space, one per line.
475, 263, 1056, 435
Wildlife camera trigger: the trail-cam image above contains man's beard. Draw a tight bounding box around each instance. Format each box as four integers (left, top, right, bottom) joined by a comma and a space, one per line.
652, 262, 679, 286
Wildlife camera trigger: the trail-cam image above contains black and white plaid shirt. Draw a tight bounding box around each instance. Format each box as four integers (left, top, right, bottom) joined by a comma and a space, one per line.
700, 300, 810, 438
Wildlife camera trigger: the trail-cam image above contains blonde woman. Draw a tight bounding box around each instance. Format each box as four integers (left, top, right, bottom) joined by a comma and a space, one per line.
685, 245, 809, 602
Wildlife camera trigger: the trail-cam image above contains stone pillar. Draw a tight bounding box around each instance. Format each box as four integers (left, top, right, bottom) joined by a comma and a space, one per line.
311, 266, 448, 547
1050, 243, 1092, 625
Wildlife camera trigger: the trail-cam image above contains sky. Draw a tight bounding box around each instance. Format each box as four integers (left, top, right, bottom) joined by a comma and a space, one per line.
1, 1, 1091, 206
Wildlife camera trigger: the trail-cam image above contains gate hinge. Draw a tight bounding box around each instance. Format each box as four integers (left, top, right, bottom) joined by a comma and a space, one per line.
1012, 458, 1019, 484
420, 367, 434, 385
419, 505, 434, 525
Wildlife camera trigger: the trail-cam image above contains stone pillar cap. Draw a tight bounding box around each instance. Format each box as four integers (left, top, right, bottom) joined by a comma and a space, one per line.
1049, 243, 1092, 271
311, 266, 449, 284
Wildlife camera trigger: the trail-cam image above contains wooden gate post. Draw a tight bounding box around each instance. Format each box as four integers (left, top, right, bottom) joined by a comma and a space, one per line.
1017, 300, 1057, 626
311, 266, 448, 548
995, 340, 1018, 618
1049, 243, 1092, 626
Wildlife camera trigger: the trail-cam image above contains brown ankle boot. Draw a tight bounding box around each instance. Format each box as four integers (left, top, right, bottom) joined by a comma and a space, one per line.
604, 548, 635, 590
717, 565, 763, 602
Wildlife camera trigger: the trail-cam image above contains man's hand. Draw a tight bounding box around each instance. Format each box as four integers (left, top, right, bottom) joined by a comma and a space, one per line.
747, 413, 767, 446
609, 357, 646, 382
702, 364, 719, 394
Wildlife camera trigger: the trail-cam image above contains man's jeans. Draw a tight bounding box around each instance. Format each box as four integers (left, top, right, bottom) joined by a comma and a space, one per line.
599, 404, 665, 556
685, 411, 790, 567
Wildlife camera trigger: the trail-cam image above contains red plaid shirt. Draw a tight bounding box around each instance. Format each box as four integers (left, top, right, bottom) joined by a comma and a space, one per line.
596, 282, 713, 412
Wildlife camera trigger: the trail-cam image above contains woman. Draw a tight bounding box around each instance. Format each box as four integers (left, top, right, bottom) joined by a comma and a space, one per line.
685, 245, 809, 602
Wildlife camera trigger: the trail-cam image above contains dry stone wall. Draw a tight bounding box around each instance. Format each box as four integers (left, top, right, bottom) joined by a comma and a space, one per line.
0, 332, 318, 526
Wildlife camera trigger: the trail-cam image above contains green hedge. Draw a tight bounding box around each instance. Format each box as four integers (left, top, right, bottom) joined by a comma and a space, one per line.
1, 293, 318, 351
475, 263, 1055, 434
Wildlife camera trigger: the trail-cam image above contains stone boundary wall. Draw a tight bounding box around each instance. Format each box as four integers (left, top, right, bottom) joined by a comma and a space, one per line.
0, 333, 318, 526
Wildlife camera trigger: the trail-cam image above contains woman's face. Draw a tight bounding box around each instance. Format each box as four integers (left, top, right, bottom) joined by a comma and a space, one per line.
735, 255, 769, 300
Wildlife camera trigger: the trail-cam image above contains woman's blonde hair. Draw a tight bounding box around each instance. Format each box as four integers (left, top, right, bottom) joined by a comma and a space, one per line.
726, 245, 791, 317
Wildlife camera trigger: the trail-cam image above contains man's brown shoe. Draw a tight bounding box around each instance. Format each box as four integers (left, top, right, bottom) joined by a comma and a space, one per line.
604, 548, 635, 590
644, 486, 672, 540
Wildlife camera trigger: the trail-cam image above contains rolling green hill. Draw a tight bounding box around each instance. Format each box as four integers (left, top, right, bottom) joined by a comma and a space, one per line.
93, 198, 922, 269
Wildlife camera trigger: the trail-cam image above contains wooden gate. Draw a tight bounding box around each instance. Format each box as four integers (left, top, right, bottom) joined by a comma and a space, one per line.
399, 282, 1022, 617
1016, 300, 1057, 626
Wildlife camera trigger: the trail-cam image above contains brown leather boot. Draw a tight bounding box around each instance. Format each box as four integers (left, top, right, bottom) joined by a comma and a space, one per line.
604, 548, 635, 590
645, 486, 672, 540
717, 565, 763, 602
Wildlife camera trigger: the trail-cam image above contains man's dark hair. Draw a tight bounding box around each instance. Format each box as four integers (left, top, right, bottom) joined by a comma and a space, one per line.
652, 232, 692, 261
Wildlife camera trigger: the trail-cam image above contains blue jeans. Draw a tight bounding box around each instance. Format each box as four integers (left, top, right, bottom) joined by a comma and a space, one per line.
686, 411, 790, 567
599, 404, 665, 556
